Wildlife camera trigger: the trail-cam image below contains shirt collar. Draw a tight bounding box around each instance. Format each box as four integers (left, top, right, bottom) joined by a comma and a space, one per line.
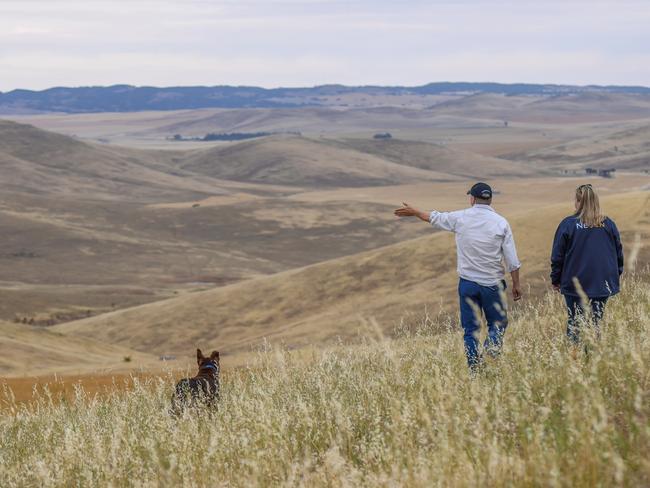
472, 204, 495, 212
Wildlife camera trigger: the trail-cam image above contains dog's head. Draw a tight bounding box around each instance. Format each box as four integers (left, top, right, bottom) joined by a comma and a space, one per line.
197, 348, 220, 376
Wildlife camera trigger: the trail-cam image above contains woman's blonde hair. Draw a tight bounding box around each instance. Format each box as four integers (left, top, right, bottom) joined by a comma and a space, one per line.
575, 184, 605, 227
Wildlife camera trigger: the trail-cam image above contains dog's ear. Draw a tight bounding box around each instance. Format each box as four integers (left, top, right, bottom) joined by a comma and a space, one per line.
197, 349, 204, 364
210, 350, 220, 363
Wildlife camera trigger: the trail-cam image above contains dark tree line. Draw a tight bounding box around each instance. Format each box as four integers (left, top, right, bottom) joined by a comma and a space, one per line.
170, 131, 301, 142
202, 132, 272, 141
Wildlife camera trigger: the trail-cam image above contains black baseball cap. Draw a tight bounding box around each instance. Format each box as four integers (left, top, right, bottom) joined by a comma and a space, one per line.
467, 182, 493, 199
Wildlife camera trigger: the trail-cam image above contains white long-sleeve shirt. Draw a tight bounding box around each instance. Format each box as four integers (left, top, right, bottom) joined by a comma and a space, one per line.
429, 205, 521, 286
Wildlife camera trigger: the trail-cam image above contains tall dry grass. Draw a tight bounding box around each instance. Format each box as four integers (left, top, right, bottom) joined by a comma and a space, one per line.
1, 276, 649, 487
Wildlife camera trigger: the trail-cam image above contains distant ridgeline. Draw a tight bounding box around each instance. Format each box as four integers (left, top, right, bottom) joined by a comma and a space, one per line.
1, 82, 650, 113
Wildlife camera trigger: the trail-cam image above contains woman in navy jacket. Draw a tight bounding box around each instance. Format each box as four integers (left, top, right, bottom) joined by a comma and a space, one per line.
550, 184, 624, 344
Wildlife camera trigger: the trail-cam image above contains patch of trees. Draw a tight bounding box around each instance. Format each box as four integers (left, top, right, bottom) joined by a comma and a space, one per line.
14, 309, 94, 327
584, 167, 617, 178
203, 132, 272, 141
169, 131, 301, 142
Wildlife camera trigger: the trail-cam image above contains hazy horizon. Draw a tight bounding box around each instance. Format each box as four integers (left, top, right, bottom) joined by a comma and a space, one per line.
3, 79, 650, 93
1, 0, 649, 92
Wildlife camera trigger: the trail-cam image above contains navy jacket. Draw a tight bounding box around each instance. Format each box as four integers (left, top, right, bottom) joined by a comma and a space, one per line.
550, 216, 624, 298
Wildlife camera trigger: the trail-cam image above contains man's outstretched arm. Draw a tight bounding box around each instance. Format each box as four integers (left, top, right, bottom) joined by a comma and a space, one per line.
394, 203, 459, 231
394, 202, 431, 222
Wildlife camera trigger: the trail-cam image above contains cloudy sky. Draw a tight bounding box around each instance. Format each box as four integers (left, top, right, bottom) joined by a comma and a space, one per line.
1, 0, 649, 91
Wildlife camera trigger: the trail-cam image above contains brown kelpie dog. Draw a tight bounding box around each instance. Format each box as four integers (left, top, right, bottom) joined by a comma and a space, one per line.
170, 349, 220, 415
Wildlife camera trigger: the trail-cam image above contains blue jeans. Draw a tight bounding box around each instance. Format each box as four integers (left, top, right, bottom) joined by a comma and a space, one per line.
564, 295, 608, 345
458, 278, 509, 369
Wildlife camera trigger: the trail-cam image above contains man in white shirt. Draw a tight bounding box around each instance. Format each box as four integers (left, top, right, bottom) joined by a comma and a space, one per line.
394, 182, 522, 370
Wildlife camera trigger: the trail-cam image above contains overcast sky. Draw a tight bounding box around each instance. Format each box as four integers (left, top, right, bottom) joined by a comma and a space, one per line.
1, 0, 649, 91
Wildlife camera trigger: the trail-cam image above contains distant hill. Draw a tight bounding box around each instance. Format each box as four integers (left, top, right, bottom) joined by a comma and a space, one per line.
179, 135, 542, 186
2, 82, 650, 114
429, 93, 650, 123
147, 106, 499, 137
0, 119, 231, 199
182, 136, 462, 187
329, 138, 538, 178
509, 121, 650, 171
0, 120, 535, 192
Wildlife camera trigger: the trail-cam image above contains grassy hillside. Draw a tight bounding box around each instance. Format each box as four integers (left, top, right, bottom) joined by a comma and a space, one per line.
331, 138, 538, 178
510, 121, 650, 171
180, 135, 463, 187
0, 188, 437, 326
524, 93, 650, 122
148, 106, 501, 137
0, 120, 231, 200
3, 275, 650, 486
0, 118, 538, 192
430, 93, 650, 123
13, 89, 649, 139
54, 192, 650, 359
2, 121, 464, 324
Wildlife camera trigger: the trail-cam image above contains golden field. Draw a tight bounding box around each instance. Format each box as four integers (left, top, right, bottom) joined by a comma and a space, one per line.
1, 275, 649, 486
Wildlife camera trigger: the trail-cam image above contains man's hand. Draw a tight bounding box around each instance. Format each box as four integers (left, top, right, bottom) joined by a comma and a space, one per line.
552, 283, 561, 292
394, 203, 431, 222
394, 202, 417, 217
510, 268, 522, 301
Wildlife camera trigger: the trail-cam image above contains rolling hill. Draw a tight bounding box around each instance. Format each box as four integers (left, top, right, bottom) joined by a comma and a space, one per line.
523, 93, 650, 122
329, 138, 539, 178
508, 121, 650, 171
0, 119, 538, 192
179, 134, 544, 187
0, 120, 229, 200
429, 93, 650, 123
149, 106, 502, 137
180, 135, 463, 187
0, 184, 445, 326
146, 94, 650, 143
53, 191, 650, 359
4, 122, 476, 323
